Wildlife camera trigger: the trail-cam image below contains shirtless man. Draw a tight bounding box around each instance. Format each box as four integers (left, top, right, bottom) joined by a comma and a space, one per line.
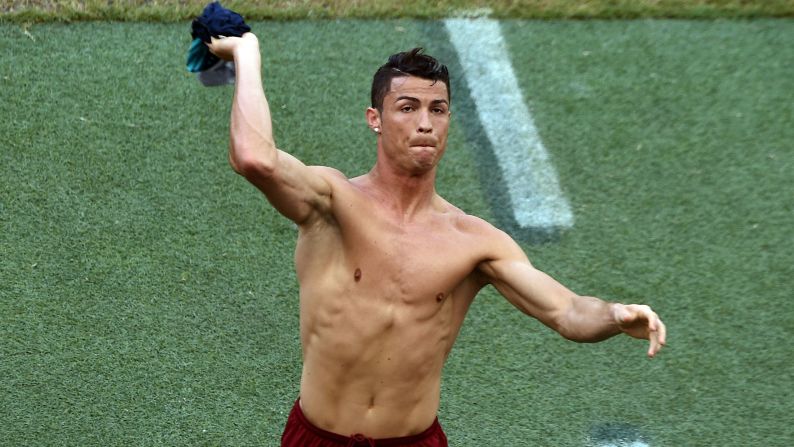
208, 34, 666, 446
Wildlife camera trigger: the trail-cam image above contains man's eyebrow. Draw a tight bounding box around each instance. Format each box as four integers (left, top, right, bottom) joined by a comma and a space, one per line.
393, 96, 449, 105
394, 95, 419, 103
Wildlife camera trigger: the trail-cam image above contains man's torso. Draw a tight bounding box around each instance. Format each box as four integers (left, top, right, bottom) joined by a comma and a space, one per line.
293, 168, 500, 437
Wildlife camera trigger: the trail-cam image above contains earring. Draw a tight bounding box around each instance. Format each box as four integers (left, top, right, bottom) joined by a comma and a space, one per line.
373, 127, 380, 133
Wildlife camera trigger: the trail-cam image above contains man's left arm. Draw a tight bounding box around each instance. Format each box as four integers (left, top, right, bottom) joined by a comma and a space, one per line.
478, 234, 666, 358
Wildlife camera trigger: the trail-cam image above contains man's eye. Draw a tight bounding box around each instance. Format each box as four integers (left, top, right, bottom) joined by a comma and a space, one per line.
432, 108, 445, 114
401, 106, 413, 112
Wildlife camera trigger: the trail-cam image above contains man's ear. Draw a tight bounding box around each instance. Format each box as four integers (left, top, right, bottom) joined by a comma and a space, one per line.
366, 107, 381, 133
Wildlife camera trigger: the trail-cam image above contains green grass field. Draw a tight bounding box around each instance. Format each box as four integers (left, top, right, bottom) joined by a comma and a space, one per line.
1, 17, 793, 446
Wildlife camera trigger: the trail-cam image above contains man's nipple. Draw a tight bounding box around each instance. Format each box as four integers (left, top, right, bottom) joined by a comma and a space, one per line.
354, 268, 362, 282
436, 293, 444, 303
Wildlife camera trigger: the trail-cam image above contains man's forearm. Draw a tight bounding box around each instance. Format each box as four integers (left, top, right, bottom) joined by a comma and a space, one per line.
228, 35, 277, 173
558, 296, 622, 342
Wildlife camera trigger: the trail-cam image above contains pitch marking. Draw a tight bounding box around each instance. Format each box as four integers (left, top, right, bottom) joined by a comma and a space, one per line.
444, 17, 574, 230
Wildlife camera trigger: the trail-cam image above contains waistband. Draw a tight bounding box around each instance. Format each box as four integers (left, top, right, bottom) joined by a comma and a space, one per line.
290, 398, 444, 446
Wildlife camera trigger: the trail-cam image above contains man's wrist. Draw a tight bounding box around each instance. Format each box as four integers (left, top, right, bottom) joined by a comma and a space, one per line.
233, 33, 260, 59
608, 302, 626, 329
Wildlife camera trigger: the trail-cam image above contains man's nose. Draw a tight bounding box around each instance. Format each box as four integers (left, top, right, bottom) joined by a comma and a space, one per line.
417, 110, 432, 133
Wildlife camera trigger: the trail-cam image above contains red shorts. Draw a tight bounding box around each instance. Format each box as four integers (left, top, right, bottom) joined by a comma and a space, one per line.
281, 399, 448, 447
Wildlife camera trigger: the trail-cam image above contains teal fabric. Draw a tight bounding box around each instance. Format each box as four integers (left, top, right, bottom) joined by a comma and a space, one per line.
186, 37, 215, 73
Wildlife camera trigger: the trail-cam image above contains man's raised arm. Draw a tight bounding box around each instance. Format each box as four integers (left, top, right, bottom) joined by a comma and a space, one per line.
478, 231, 666, 358
208, 34, 332, 225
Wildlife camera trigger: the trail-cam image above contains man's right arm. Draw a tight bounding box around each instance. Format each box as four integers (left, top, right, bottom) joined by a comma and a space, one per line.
209, 34, 332, 225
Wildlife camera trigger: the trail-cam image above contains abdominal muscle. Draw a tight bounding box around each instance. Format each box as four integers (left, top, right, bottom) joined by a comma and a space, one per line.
296, 278, 458, 438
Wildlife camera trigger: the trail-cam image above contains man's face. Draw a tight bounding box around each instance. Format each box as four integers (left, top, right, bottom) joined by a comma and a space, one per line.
370, 75, 451, 174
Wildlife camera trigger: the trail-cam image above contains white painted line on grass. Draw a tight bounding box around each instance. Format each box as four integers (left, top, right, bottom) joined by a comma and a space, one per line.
444, 18, 574, 229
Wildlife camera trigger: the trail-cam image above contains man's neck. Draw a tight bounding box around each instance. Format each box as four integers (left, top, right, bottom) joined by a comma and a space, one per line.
364, 161, 438, 221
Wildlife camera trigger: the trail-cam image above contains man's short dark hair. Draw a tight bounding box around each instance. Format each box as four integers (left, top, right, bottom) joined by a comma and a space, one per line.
371, 48, 450, 111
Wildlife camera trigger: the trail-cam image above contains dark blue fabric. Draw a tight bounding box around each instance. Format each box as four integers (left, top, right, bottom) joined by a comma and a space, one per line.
191, 1, 251, 43
186, 2, 251, 73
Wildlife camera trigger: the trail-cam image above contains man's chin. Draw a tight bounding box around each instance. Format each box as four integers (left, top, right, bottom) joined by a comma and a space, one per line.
409, 156, 440, 175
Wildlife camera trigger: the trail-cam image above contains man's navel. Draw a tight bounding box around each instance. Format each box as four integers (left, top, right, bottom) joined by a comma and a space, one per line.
354, 268, 362, 282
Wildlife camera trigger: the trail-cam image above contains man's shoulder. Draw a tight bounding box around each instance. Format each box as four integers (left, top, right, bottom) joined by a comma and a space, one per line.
442, 204, 508, 241
439, 208, 524, 270
308, 165, 347, 181
307, 166, 356, 197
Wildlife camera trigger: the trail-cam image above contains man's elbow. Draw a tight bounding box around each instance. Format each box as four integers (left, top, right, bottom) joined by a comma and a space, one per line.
228, 145, 276, 179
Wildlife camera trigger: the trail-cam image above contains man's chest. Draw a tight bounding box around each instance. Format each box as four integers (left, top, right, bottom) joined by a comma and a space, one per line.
338, 216, 483, 301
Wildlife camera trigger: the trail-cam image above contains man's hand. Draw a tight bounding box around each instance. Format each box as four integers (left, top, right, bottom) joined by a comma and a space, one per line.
612, 304, 667, 358
207, 33, 258, 61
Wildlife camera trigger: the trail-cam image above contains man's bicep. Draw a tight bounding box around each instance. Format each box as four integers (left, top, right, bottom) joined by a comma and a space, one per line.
240, 149, 334, 224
